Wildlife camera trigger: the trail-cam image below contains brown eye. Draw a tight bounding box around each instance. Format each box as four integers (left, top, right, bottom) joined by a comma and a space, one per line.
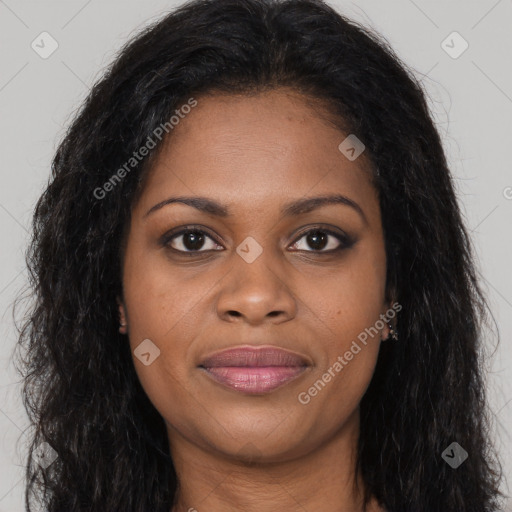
164, 229, 223, 253
290, 228, 354, 253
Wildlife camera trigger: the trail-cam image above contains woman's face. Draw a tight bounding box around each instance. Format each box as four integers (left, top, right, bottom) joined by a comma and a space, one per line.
118, 88, 390, 463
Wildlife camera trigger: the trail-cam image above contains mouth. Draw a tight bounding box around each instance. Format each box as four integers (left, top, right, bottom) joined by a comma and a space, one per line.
198, 345, 311, 395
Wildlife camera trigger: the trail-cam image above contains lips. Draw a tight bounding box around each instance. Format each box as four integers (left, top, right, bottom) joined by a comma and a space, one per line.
199, 345, 311, 394
200, 346, 310, 368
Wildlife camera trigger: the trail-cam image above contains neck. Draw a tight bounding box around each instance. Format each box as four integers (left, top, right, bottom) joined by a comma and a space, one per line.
167, 410, 383, 512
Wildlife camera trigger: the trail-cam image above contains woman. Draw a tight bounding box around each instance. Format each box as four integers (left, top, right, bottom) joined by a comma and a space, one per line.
14, 0, 503, 510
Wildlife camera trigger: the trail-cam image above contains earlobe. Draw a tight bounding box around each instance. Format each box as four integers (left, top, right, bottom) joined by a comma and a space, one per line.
381, 292, 399, 341
381, 319, 390, 341
116, 295, 128, 334
380, 298, 391, 341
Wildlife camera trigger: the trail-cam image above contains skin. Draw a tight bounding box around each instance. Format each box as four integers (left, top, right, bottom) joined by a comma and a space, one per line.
117, 88, 391, 512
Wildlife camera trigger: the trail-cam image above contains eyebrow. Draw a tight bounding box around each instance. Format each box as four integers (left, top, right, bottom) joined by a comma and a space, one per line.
144, 194, 368, 224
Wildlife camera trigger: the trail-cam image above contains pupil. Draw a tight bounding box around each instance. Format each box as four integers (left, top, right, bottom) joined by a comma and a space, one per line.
184, 231, 204, 251
307, 230, 327, 250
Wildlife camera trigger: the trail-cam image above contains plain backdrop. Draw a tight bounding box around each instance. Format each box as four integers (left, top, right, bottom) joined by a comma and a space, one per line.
0, 1, 511, 510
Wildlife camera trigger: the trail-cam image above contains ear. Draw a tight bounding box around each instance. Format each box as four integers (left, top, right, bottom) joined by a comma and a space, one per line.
380, 301, 391, 341
381, 288, 399, 341
116, 295, 128, 335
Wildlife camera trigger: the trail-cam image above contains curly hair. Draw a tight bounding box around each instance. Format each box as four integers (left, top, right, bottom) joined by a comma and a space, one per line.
13, 0, 504, 510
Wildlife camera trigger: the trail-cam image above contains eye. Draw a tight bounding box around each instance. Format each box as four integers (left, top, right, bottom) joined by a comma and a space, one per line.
289, 227, 354, 253
163, 227, 223, 254
162, 225, 354, 256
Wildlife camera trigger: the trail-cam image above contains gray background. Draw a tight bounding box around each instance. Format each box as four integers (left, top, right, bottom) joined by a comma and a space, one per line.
0, 0, 511, 510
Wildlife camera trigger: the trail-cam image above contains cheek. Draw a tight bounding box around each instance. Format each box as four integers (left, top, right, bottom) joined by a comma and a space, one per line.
301, 246, 387, 346
122, 240, 208, 341
297, 293, 383, 424
295, 246, 385, 405
130, 358, 204, 444
122, 275, 200, 430
120, 246, 198, 407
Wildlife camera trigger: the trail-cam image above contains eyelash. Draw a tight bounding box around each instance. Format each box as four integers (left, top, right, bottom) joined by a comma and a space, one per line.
161, 225, 355, 257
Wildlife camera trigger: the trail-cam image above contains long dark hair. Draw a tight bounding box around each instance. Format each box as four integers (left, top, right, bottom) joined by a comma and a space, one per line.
13, 0, 503, 510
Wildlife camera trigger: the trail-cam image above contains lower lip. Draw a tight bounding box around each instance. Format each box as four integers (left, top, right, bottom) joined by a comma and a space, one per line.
200, 366, 307, 394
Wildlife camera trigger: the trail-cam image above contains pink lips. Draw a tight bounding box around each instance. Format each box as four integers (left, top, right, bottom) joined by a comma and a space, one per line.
199, 345, 310, 394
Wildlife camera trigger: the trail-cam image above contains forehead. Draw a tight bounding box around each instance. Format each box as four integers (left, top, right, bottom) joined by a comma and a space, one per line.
134, 89, 379, 223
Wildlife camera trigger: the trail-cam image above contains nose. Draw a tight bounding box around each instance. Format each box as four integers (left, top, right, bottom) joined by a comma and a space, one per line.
215, 254, 297, 325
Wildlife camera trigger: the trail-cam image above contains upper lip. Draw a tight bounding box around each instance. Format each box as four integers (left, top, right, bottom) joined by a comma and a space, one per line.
199, 345, 311, 368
